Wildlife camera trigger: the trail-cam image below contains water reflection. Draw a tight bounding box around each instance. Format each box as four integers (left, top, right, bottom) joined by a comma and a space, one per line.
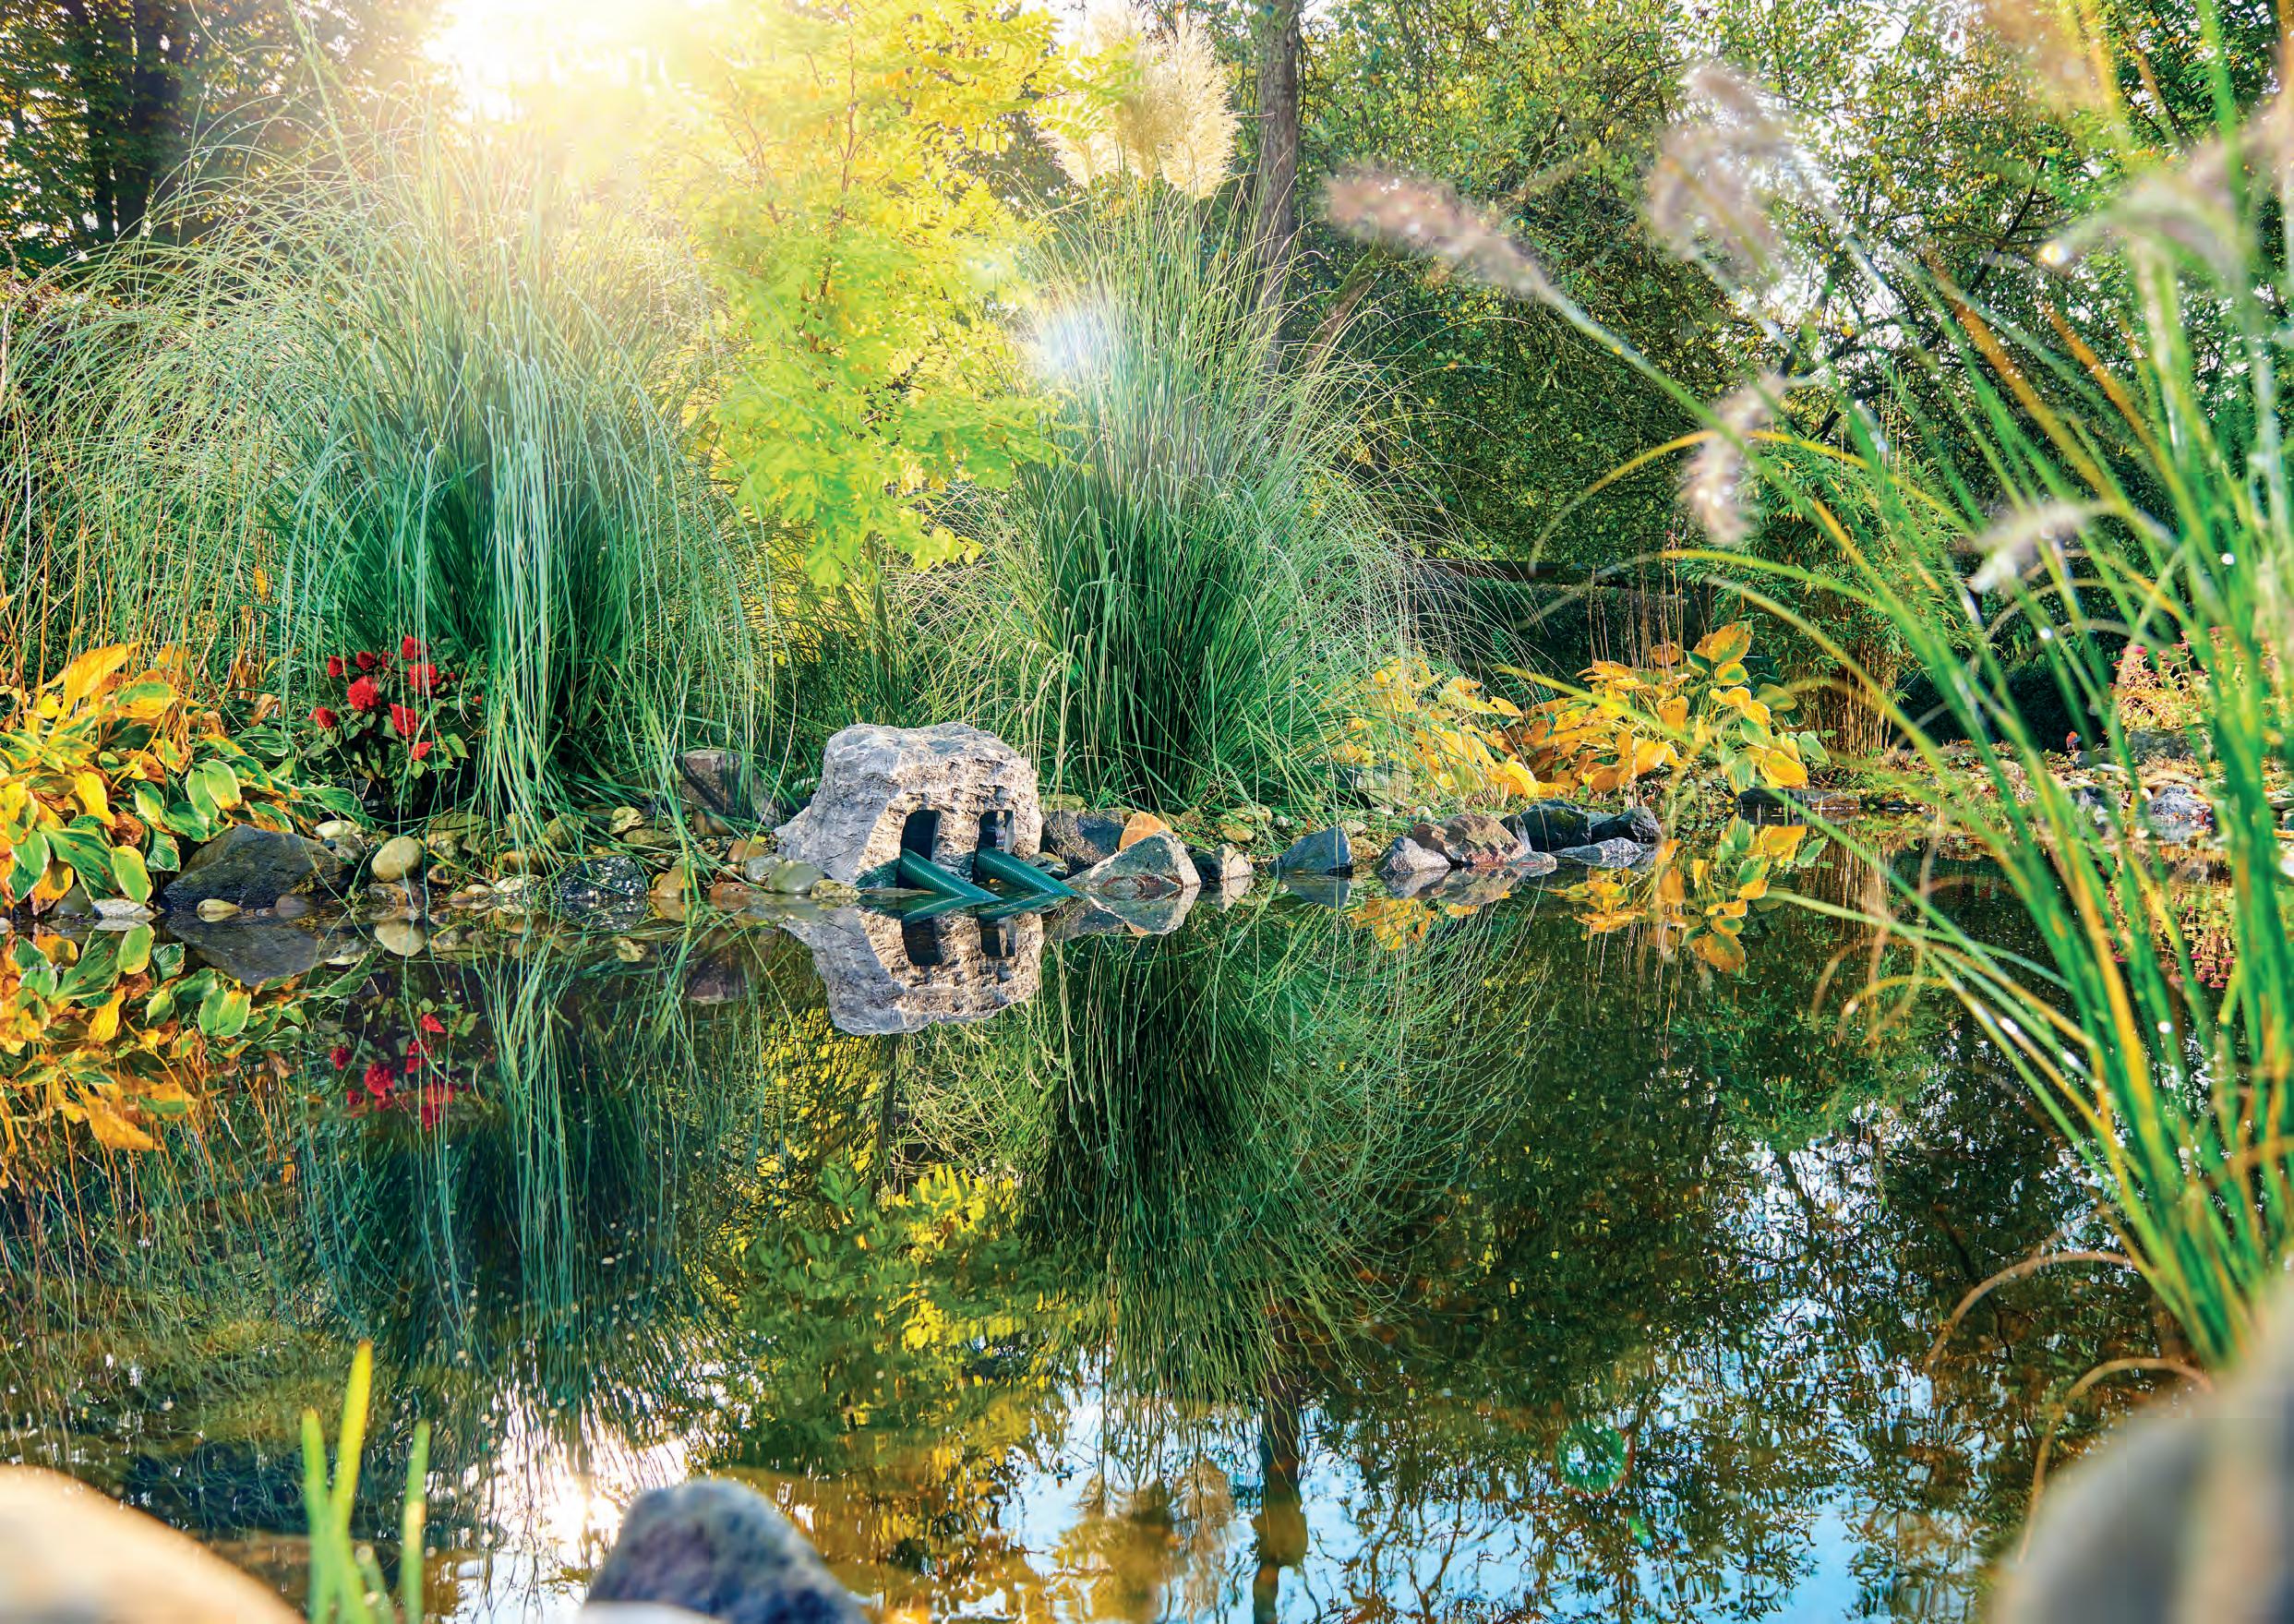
0, 848, 2169, 1621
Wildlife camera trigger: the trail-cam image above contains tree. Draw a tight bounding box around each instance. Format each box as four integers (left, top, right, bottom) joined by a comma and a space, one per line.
675, 0, 1061, 590
0, 0, 429, 270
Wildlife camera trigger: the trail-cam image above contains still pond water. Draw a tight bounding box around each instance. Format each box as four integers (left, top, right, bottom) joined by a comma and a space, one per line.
1, 841, 2163, 1622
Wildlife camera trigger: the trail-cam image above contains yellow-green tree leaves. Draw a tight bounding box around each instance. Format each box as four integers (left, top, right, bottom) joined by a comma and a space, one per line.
679, 0, 1060, 587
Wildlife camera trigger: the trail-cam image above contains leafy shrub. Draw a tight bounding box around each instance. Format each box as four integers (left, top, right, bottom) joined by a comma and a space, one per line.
2, 644, 351, 918
1335, 657, 1541, 804
302, 636, 480, 820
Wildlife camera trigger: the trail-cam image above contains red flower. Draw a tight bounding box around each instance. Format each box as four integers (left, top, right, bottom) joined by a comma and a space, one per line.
346, 676, 381, 713
406, 663, 439, 695
401, 635, 426, 662
326, 655, 346, 679
330, 1044, 353, 1069
418, 1082, 457, 1130
361, 1061, 395, 1100
309, 705, 340, 730
420, 1013, 447, 1035
403, 1047, 424, 1075
390, 703, 419, 738
410, 739, 434, 762
354, 651, 379, 671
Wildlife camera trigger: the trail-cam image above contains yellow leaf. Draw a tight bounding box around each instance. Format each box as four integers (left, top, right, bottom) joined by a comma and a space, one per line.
73, 771, 110, 820
86, 991, 125, 1043
1694, 622, 1752, 664
1737, 874, 1771, 901
1649, 641, 1685, 668
1489, 760, 1539, 799
1694, 932, 1747, 972
1760, 750, 1808, 789
1658, 695, 1688, 730
55, 645, 135, 712
82, 1097, 156, 1151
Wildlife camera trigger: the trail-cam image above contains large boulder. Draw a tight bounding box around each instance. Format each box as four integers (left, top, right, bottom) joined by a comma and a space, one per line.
160, 824, 348, 914
774, 724, 1042, 886
168, 914, 358, 987
587, 1479, 865, 1624
1406, 812, 1524, 868
1075, 831, 1201, 900
1273, 826, 1352, 874
1505, 801, 1594, 851
1589, 804, 1663, 846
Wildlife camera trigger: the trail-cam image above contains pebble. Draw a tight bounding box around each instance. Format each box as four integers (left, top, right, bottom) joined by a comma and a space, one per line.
374, 920, 426, 956
194, 898, 241, 921
370, 835, 425, 884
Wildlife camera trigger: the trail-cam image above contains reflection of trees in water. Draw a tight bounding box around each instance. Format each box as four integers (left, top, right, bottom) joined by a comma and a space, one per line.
0, 877, 2180, 1624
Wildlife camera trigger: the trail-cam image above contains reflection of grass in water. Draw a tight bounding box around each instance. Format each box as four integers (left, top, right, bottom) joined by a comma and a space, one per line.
0, 928, 847, 1559
905, 899, 1542, 1425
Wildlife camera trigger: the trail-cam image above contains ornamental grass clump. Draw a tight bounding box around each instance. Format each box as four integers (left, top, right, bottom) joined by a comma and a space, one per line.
8, 111, 764, 833
927, 194, 1411, 810
1333, 4, 2294, 1369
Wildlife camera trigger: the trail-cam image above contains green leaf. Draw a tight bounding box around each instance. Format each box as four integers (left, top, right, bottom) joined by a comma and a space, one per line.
198, 985, 252, 1040
116, 925, 154, 978
9, 828, 50, 895
147, 832, 181, 872
152, 942, 185, 980
133, 783, 168, 825
198, 760, 244, 811
112, 843, 152, 905
185, 771, 220, 826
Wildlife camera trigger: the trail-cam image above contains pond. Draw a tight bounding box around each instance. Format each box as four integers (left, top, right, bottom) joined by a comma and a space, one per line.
0, 837, 2166, 1622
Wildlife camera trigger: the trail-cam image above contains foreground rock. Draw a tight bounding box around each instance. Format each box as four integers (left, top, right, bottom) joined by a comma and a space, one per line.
1274, 825, 1351, 874
0, 1464, 298, 1622
1192, 844, 1254, 888
369, 834, 425, 884
1554, 837, 1649, 869
1407, 812, 1523, 868
1506, 801, 1594, 851
1075, 831, 1200, 899
160, 824, 348, 914
587, 1479, 865, 1624
774, 723, 1042, 885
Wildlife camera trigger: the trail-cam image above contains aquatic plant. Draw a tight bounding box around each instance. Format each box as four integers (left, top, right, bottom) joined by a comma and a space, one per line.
8, 111, 763, 833
301, 1341, 432, 1624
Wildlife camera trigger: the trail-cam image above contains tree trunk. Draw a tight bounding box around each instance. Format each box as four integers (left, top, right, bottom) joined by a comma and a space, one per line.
1251, 0, 1303, 302
119, 0, 188, 236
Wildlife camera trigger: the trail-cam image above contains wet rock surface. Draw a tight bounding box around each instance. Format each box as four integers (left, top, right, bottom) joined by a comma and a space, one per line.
161, 825, 348, 914
2143, 784, 2213, 844
167, 912, 358, 986
1274, 825, 1351, 874
1554, 837, 1650, 870
1041, 810, 1125, 870
1406, 812, 1524, 868
1505, 802, 1594, 851
1376, 836, 1451, 884
1075, 831, 1201, 899
1589, 804, 1663, 846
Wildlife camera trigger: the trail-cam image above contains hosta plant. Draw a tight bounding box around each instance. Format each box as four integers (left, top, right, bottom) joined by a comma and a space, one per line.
1567, 818, 1828, 972
2, 645, 357, 918
1507, 622, 1830, 797
1336, 657, 1543, 805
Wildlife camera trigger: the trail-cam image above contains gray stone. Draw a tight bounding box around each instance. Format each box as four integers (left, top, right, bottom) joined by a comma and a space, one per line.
2143, 785, 2213, 844
1407, 812, 1524, 868
370, 835, 426, 884
588, 1479, 865, 1624
677, 749, 782, 824
1191, 844, 1254, 887
774, 723, 1042, 886
1736, 787, 1806, 824
92, 897, 154, 923
160, 824, 347, 914
2067, 782, 2119, 826
1376, 836, 1452, 884
549, 856, 649, 932
763, 860, 824, 896
1075, 831, 1201, 900
1554, 837, 1648, 869
1087, 891, 1197, 936
1510, 849, 1559, 878
1589, 804, 1663, 846
1505, 801, 1594, 851
374, 920, 426, 956
1041, 809, 1126, 870
1273, 825, 1351, 874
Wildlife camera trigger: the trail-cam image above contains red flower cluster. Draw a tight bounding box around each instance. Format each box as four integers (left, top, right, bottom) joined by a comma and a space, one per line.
302, 632, 477, 812
335, 1004, 468, 1129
